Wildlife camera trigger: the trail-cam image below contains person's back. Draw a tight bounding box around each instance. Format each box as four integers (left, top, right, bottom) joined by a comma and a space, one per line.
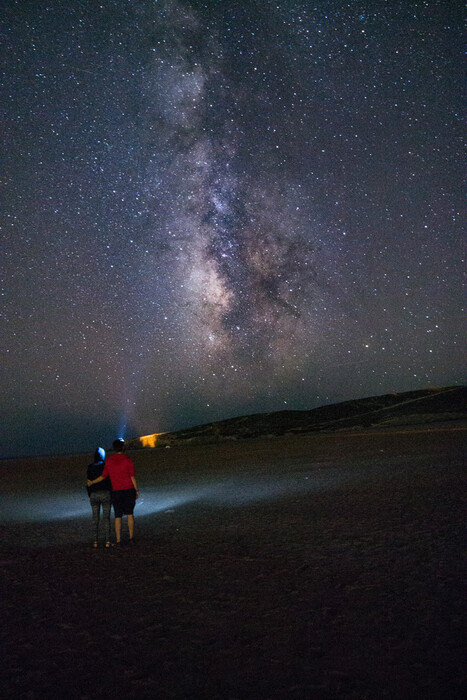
86, 447, 111, 548
87, 447, 111, 496
104, 452, 134, 491
96, 439, 139, 544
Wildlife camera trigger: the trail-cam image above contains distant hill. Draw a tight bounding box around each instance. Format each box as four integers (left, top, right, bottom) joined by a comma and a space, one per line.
126, 386, 466, 450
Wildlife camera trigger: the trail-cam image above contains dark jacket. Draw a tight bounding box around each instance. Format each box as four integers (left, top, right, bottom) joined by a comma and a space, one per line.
86, 448, 111, 496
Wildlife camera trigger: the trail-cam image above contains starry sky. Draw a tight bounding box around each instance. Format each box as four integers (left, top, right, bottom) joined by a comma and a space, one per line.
2, 0, 464, 458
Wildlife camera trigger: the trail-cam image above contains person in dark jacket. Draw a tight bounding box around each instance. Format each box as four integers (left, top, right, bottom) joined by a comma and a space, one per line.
86, 447, 112, 548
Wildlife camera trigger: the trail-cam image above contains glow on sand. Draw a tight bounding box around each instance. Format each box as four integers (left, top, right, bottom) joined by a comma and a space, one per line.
1, 465, 365, 524
139, 433, 166, 448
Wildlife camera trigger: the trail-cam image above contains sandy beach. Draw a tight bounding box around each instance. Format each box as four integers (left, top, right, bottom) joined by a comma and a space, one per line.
1, 427, 464, 699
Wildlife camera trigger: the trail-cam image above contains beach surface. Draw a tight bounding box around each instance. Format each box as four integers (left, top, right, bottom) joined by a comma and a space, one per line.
1, 427, 465, 699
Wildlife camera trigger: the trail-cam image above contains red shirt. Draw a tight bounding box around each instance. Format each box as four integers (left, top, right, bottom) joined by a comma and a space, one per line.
101, 453, 135, 491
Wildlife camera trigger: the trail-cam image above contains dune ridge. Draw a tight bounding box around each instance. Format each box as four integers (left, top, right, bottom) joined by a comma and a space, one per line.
127, 385, 466, 449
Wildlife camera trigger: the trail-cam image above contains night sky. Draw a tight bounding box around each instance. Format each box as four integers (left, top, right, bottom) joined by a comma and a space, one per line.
2, 0, 464, 458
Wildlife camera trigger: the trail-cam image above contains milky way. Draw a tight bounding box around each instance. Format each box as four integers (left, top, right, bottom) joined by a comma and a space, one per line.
2, 0, 464, 457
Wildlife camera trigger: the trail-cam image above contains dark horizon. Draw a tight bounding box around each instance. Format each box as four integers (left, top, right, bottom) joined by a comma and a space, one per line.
2, 384, 464, 461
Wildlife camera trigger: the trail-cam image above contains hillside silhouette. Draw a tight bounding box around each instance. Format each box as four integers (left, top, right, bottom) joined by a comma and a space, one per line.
127, 385, 466, 449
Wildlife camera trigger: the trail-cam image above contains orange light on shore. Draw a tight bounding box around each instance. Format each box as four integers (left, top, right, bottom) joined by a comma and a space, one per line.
139, 433, 165, 448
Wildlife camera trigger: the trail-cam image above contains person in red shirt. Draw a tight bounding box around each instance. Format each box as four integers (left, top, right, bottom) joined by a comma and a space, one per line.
87, 438, 139, 545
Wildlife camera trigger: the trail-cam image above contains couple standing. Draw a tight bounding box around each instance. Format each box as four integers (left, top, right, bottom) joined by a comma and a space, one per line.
86, 438, 139, 548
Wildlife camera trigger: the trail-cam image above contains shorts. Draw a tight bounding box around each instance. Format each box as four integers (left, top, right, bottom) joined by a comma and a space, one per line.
112, 488, 136, 517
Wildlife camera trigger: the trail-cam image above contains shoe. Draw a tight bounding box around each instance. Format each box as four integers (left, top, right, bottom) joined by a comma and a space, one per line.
129, 538, 136, 545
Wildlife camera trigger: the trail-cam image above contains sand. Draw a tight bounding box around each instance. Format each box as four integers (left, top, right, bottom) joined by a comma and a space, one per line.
1, 427, 464, 699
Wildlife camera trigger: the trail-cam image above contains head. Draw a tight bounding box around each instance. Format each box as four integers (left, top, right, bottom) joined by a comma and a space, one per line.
94, 446, 106, 463
112, 438, 125, 453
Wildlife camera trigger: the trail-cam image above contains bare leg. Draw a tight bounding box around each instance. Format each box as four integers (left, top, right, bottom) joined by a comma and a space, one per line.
128, 514, 135, 540
115, 517, 122, 543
